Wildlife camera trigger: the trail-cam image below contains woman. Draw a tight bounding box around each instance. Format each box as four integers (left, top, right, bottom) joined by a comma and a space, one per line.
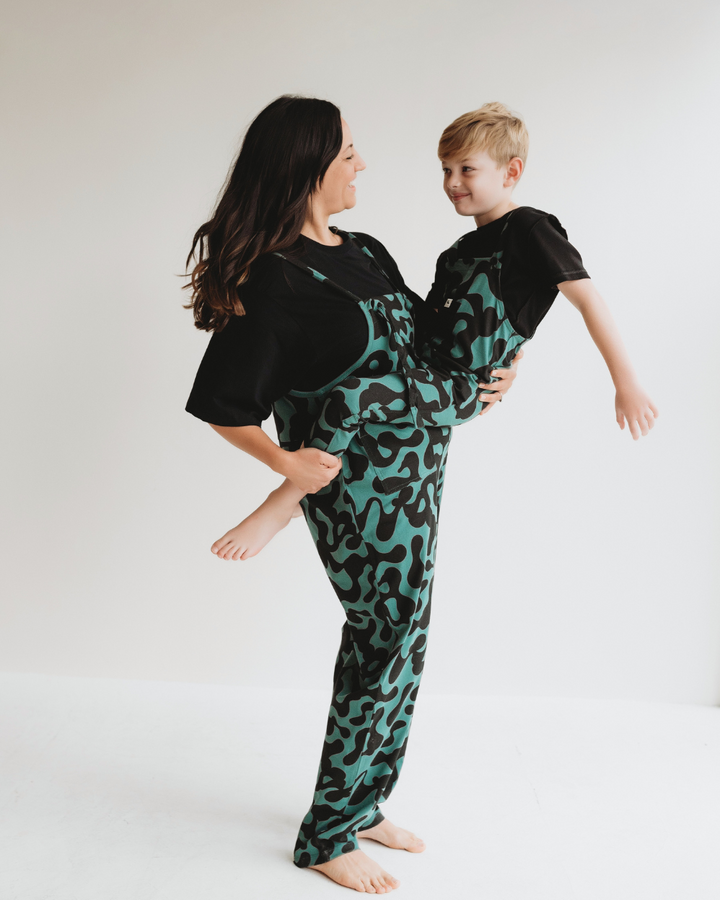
185, 95, 518, 894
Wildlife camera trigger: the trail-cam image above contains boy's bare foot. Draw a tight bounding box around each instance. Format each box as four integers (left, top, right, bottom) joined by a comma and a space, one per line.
211, 493, 303, 561
309, 849, 400, 893
359, 818, 426, 853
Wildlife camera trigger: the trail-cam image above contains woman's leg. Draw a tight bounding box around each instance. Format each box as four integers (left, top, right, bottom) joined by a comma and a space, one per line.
307, 357, 503, 464
209, 357, 477, 561
294, 425, 451, 868
211, 479, 304, 560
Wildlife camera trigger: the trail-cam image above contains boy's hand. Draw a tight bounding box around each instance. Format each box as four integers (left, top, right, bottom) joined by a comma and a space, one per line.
478, 348, 524, 414
615, 385, 659, 440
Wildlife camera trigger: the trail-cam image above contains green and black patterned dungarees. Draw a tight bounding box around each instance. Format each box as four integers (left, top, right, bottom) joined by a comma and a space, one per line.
273, 228, 525, 867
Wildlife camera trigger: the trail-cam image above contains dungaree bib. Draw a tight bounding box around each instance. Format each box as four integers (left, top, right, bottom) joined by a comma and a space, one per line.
427, 212, 527, 382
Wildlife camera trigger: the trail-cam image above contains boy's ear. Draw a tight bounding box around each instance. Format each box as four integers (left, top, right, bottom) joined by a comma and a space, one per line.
505, 157, 524, 186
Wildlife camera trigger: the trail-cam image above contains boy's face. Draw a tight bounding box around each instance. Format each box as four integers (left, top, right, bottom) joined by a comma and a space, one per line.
441, 149, 519, 223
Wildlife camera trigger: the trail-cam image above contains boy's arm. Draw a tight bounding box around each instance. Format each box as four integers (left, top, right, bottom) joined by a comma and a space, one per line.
557, 278, 659, 440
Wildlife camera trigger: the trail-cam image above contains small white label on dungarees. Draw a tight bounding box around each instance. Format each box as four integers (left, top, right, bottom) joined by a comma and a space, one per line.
444, 297, 453, 308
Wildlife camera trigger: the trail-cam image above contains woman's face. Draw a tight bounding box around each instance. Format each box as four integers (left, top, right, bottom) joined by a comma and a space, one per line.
313, 119, 366, 216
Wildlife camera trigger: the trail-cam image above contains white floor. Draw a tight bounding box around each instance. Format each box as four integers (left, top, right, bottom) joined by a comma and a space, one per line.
1, 675, 719, 900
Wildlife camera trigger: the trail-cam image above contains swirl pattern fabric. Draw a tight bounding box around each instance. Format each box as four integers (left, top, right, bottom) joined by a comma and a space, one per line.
272, 225, 528, 866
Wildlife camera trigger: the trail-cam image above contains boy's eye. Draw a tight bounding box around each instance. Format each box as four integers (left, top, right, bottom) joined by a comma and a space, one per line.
462, 166, 474, 172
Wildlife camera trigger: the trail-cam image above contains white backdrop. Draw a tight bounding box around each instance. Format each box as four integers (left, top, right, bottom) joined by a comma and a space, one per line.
2, 0, 718, 704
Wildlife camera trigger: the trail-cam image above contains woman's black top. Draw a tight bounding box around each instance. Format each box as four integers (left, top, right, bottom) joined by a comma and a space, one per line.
185, 232, 428, 428
426, 206, 589, 339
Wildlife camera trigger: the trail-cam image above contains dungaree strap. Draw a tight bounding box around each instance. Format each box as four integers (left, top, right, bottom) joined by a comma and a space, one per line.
273, 230, 403, 299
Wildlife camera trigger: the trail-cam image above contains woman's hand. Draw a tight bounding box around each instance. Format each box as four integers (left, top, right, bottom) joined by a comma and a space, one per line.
477, 348, 524, 415
208, 424, 341, 493
615, 384, 659, 440
278, 446, 342, 494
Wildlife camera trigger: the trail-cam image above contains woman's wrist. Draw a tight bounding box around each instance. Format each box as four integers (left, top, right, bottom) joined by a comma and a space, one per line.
269, 446, 294, 478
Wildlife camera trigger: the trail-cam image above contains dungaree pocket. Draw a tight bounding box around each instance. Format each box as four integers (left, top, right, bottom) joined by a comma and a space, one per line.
356, 422, 425, 494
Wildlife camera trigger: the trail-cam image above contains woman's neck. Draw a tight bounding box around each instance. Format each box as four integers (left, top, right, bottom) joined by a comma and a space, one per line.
301, 212, 341, 246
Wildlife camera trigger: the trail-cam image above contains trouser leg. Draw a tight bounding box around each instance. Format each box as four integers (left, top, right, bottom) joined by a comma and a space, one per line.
293, 427, 450, 868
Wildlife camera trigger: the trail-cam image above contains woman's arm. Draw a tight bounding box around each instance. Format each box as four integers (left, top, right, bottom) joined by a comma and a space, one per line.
558, 278, 658, 440
210, 424, 341, 493
477, 349, 524, 414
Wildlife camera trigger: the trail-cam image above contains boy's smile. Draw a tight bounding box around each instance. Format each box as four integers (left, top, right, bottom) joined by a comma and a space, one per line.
441, 149, 523, 227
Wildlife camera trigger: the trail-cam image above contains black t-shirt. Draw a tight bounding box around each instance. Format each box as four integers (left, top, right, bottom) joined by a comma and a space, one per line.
185, 231, 426, 427
426, 206, 589, 339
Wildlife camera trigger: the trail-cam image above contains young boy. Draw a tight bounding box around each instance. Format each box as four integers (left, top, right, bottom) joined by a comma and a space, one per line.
211, 102, 658, 561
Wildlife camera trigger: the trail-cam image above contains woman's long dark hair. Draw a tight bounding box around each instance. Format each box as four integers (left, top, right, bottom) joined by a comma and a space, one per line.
184, 95, 343, 331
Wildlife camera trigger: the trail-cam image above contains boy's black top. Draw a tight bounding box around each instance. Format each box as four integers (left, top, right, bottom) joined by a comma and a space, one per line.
426, 206, 589, 339
185, 231, 428, 428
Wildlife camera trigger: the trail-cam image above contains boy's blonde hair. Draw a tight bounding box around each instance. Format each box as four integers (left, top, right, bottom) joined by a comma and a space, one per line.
438, 102, 529, 167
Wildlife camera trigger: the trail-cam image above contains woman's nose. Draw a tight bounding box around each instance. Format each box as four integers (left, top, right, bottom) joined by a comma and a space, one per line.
355, 154, 367, 172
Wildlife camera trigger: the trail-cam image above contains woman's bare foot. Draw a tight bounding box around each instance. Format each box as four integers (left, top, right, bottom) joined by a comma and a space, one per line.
309, 849, 400, 893
211, 491, 303, 561
358, 819, 426, 853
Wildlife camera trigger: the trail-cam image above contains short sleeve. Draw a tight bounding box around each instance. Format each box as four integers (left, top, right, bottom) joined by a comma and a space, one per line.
522, 214, 589, 287
185, 298, 307, 427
